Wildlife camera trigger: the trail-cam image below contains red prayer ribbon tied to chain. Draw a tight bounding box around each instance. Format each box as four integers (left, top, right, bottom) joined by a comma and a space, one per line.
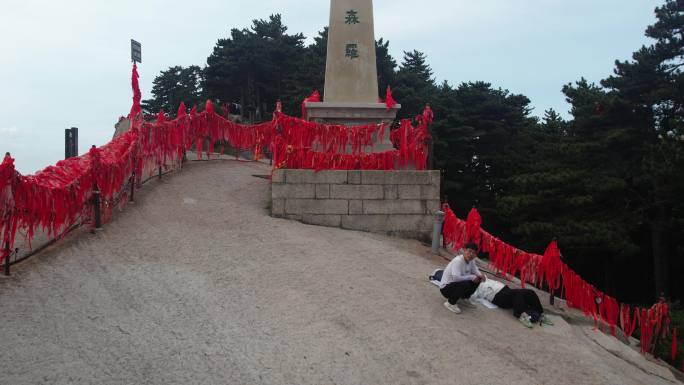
442, 204, 674, 359
301, 90, 321, 119
274, 108, 430, 172
385, 86, 397, 110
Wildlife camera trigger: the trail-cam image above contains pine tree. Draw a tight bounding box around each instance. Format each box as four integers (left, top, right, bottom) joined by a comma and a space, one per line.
142, 66, 204, 115
600, 0, 684, 298
393, 50, 437, 118
375, 38, 397, 97
433, 81, 535, 234
204, 14, 308, 121
498, 79, 641, 296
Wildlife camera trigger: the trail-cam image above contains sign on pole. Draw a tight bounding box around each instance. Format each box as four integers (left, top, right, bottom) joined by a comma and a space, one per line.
130, 39, 142, 63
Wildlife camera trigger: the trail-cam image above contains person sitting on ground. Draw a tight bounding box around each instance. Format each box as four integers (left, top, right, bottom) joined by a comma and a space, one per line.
438, 242, 485, 314
471, 278, 554, 328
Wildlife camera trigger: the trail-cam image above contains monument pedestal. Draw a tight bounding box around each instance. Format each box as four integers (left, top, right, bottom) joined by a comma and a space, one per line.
305, 101, 401, 152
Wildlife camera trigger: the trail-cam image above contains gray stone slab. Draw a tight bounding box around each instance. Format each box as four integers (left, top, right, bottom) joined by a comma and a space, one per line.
272, 183, 316, 199
341, 215, 433, 232
360, 171, 432, 185
272, 169, 285, 183
316, 184, 331, 199
398, 185, 421, 199
272, 198, 285, 216
349, 200, 363, 215
302, 214, 342, 228
348, 171, 361, 184
286, 170, 348, 184
383, 185, 398, 200
331, 184, 383, 200
426, 200, 441, 214
286, 199, 349, 215
430, 170, 441, 186
421, 185, 440, 200
362, 200, 425, 215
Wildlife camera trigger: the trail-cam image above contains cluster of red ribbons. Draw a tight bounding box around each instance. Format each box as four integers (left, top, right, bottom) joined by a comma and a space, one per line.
276, 114, 387, 155
384, 86, 397, 110
272, 111, 429, 172
300, 90, 321, 119
443, 205, 677, 362
271, 144, 413, 172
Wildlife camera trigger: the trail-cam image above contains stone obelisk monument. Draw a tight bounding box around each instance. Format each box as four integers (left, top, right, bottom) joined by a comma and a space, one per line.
306, 0, 400, 143
324, 0, 379, 103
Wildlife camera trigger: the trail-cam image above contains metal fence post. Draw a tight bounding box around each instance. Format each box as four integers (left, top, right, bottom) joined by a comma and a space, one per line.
129, 174, 136, 203
93, 184, 103, 231
64, 127, 79, 159
3, 237, 10, 276
129, 157, 136, 203
65, 129, 72, 159
3, 214, 11, 276
72, 127, 78, 157
432, 211, 445, 255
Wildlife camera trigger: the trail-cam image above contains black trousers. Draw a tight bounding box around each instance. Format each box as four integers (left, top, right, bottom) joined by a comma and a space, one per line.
440, 281, 480, 305
491, 286, 543, 318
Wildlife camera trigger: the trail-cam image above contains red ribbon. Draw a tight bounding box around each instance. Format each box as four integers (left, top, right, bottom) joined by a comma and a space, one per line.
301, 90, 321, 119
385, 86, 397, 110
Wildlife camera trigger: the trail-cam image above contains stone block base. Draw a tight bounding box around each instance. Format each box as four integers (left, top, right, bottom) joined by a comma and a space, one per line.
271, 169, 440, 242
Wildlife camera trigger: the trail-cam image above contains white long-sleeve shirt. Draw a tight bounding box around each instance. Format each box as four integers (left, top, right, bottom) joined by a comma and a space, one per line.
438, 255, 482, 289
470, 279, 506, 302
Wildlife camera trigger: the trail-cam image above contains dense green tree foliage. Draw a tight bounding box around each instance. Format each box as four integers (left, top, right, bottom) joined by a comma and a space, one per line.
433, 81, 535, 230
203, 14, 311, 119
393, 50, 436, 119
141, 66, 204, 114
599, 0, 684, 298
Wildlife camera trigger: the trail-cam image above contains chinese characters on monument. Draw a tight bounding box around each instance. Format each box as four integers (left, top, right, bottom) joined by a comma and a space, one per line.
345, 43, 359, 59
345, 9, 359, 59
345, 10, 360, 24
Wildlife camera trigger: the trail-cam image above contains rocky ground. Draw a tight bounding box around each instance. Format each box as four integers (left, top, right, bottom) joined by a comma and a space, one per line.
0, 160, 680, 385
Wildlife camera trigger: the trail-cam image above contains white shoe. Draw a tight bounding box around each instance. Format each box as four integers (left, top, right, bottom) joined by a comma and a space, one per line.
519, 314, 533, 328
444, 301, 462, 314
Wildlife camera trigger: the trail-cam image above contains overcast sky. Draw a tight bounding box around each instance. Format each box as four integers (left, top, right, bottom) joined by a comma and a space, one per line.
0, 0, 661, 174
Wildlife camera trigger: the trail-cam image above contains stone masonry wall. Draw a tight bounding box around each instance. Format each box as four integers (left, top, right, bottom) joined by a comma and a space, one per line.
271, 170, 440, 241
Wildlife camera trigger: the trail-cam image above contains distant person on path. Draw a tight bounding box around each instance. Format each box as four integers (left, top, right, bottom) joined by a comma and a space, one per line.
438, 242, 485, 314
471, 278, 554, 328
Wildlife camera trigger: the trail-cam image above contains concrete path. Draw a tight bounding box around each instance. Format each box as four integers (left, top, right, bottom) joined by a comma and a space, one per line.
0, 160, 679, 385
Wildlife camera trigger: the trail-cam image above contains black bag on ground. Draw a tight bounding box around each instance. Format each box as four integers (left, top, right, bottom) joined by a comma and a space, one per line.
429, 269, 444, 282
